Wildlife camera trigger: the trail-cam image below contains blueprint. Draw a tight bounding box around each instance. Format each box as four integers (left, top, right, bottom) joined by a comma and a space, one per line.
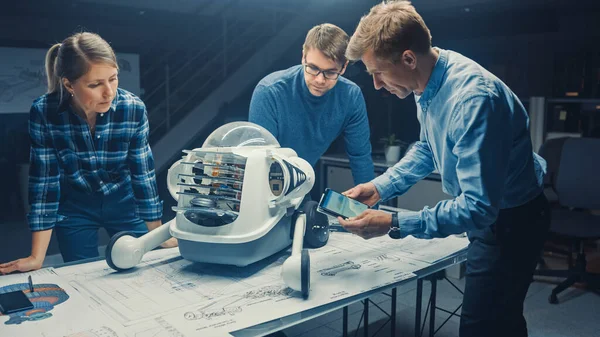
328, 214, 469, 264
360, 234, 469, 264
39, 230, 469, 337
65, 326, 123, 337
56, 248, 286, 327
52, 233, 427, 336
159, 233, 420, 336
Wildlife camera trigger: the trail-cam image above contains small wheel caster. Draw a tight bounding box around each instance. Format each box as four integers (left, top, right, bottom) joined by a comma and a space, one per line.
549, 293, 558, 304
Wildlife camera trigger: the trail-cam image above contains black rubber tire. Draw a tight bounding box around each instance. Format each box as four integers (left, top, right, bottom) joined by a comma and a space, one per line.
302, 200, 330, 248
105, 231, 137, 272
300, 249, 310, 299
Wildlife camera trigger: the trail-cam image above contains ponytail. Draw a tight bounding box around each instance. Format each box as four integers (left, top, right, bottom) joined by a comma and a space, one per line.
45, 43, 62, 94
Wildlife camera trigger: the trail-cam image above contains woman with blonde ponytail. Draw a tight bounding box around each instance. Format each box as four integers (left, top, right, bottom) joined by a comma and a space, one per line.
0, 32, 176, 274
45, 43, 63, 95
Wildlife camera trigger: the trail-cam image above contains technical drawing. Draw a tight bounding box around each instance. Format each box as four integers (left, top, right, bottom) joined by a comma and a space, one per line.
117, 58, 132, 72
242, 285, 293, 299
0, 282, 69, 325
318, 261, 361, 276
374, 253, 396, 262
53, 232, 436, 337
57, 248, 289, 327
130, 316, 185, 337
182, 284, 293, 322
66, 326, 120, 337
184, 306, 242, 321
0, 68, 45, 103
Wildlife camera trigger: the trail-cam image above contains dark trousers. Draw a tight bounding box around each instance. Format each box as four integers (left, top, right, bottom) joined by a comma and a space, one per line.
460, 193, 550, 337
55, 184, 148, 262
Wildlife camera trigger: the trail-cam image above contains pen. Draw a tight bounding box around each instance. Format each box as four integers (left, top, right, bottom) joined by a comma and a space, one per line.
28, 275, 34, 293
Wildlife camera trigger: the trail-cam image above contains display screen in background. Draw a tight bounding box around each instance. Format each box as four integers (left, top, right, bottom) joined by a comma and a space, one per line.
321, 189, 368, 218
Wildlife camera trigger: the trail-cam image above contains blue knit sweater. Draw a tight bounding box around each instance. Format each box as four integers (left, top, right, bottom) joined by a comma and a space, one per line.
249, 65, 374, 185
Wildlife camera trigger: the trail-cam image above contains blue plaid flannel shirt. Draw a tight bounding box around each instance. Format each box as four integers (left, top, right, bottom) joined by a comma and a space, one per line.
28, 88, 163, 231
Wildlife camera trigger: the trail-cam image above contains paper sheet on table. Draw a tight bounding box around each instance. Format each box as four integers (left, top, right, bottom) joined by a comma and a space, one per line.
55, 234, 422, 336
55, 247, 230, 337
328, 215, 469, 264
50, 229, 467, 336
160, 233, 419, 336
0, 268, 127, 337
363, 234, 469, 264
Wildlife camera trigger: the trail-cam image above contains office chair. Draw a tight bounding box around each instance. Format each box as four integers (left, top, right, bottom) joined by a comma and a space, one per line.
535, 138, 600, 304
537, 137, 570, 205
536, 137, 570, 269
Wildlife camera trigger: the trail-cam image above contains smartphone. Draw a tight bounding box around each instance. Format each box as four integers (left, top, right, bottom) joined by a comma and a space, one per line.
317, 188, 369, 219
0, 290, 34, 314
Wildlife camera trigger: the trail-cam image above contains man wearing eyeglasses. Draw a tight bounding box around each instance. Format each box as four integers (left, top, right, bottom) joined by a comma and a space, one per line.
249, 23, 374, 187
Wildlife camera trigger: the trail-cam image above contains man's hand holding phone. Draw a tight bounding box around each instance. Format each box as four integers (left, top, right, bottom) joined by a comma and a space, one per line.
338, 209, 393, 240
338, 183, 393, 240
341, 183, 381, 207
317, 188, 368, 219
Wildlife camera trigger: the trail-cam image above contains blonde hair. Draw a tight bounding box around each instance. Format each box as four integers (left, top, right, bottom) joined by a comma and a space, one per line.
346, 1, 432, 62
45, 32, 118, 98
303, 23, 349, 67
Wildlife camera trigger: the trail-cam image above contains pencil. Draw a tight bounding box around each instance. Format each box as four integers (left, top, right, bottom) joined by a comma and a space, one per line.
28, 275, 34, 293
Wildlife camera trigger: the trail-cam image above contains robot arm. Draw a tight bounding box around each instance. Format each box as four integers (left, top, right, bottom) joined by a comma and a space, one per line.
281, 214, 310, 299
106, 224, 173, 271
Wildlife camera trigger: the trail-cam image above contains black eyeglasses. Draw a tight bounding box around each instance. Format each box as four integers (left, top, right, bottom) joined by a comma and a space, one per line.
303, 60, 344, 80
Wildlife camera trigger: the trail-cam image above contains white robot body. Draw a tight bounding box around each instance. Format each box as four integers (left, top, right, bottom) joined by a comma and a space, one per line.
168, 146, 312, 266
107, 122, 329, 298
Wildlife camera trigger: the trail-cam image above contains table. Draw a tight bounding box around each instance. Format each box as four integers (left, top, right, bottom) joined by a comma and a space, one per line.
231, 244, 467, 337
1, 222, 467, 337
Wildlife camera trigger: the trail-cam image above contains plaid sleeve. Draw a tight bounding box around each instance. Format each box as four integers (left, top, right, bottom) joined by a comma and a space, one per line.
27, 104, 64, 231
127, 104, 163, 221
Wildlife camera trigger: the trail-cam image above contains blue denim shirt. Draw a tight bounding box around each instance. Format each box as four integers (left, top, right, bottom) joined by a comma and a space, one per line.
372, 48, 546, 238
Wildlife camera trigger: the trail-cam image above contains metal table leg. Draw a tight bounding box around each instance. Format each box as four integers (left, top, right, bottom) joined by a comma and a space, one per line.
415, 279, 423, 337
343, 306, 348, 337
391, 287, 397, 336
364, 298, 369, 337
429, 277, 437, 337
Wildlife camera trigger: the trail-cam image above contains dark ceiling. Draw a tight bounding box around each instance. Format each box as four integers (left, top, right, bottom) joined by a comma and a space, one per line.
1, 0, 599, 55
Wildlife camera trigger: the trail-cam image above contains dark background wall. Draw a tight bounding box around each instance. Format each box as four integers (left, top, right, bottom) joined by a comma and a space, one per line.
3, 1, 600, 165
218, 0, 600, 154
1, 0, 600, 261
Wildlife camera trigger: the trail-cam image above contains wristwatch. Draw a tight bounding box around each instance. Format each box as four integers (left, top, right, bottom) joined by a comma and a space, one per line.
388, 212, 402, 239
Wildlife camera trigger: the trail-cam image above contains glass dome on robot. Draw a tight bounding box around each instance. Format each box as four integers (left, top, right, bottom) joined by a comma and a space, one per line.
202, 122, 280, 148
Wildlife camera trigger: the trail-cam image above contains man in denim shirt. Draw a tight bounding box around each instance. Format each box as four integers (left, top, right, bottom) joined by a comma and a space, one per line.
339, 2, 549, 337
